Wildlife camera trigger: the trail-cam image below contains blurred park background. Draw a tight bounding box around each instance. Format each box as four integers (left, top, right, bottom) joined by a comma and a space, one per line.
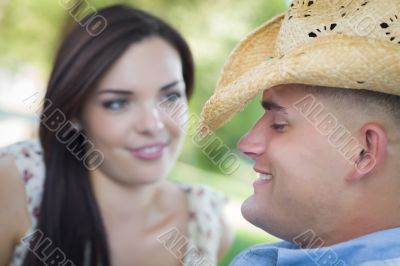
0, 0, 291, 264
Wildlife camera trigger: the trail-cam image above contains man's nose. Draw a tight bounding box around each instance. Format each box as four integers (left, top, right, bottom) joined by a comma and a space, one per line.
135, 105, 165, 135
237, 117, 268, 161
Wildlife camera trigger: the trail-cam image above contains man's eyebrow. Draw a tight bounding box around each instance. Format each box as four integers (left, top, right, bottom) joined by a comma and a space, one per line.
261, 100, 288, 114
97, 80, 184, 95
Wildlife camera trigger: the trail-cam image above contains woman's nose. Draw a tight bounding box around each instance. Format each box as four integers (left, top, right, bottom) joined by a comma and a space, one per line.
237, 117, 269, 161
135, 105, 165, 135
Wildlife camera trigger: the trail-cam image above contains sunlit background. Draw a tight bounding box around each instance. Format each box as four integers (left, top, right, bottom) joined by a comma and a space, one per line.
0, 0, 290, 264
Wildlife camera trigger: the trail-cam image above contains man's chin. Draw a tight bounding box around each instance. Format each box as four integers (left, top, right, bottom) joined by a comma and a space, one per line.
241, 195, 263, 227
241, 195, 283, 237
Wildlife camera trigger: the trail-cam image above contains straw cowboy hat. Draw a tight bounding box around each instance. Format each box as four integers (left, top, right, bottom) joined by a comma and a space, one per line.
200, 0, 400, 134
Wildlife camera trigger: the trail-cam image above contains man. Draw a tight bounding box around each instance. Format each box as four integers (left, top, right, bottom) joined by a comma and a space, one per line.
200, 0, 400, 265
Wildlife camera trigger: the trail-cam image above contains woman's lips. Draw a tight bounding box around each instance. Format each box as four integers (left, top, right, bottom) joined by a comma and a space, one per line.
129, 142, 168, 161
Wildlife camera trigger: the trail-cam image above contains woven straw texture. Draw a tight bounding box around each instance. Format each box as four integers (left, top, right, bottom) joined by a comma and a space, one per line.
200, 0, 400, 134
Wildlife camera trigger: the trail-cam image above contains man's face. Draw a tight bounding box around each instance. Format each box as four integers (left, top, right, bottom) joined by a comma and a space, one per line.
238, 84, 356, 242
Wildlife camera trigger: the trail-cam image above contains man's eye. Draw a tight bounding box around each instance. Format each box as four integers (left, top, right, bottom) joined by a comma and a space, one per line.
270, 123, 286, 131
102, 99, 128, 110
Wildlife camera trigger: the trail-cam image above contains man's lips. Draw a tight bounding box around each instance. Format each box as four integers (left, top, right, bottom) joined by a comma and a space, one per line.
253, 168, 273, 189
254, 167, 273, 178
258, 173, 273, 181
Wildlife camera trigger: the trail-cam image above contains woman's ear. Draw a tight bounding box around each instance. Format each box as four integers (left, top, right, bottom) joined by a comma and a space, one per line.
346, 123, 387, 182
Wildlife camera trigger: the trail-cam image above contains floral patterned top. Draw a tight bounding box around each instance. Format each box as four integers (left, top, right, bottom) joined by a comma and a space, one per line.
0, 139, 227, 266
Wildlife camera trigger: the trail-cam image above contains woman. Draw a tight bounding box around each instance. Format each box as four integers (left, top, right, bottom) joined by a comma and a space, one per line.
0, 5, 231, 266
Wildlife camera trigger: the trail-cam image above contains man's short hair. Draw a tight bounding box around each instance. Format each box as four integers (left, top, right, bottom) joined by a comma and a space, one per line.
303, 85, 400, 130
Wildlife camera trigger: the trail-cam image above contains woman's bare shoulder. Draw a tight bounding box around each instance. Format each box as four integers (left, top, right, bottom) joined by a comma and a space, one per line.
0, 153, 23, 194
0, 154, 32, 264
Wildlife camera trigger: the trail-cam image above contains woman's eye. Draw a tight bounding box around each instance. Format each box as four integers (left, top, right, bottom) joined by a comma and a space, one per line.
164, 92, 182, 102
270, 123, 287, 131
102, 99, 128, 110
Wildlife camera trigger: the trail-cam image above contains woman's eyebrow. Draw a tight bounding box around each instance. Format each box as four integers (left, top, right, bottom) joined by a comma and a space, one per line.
96, 80, 185, 95
261, 100, 288, 114
97, 89, 132, 95
160, 80, 184, 91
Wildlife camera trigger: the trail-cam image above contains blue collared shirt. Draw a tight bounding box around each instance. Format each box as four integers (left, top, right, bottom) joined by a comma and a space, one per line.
230, 227, 400, 265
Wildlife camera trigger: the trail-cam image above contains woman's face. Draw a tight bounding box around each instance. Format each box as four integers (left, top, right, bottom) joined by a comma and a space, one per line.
81, 36, 188, 187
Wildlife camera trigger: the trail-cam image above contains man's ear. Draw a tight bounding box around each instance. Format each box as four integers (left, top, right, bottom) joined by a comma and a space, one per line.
346, 123, 388, 182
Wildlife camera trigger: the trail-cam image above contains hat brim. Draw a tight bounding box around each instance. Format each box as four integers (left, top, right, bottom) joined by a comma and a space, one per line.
200, 15, 400, 135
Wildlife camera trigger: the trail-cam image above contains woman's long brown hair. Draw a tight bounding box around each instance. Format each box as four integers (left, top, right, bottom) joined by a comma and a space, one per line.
23, 5, 194, 266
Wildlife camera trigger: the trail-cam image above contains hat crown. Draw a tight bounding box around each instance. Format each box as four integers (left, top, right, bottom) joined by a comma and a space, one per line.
277, 0, 400, 55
